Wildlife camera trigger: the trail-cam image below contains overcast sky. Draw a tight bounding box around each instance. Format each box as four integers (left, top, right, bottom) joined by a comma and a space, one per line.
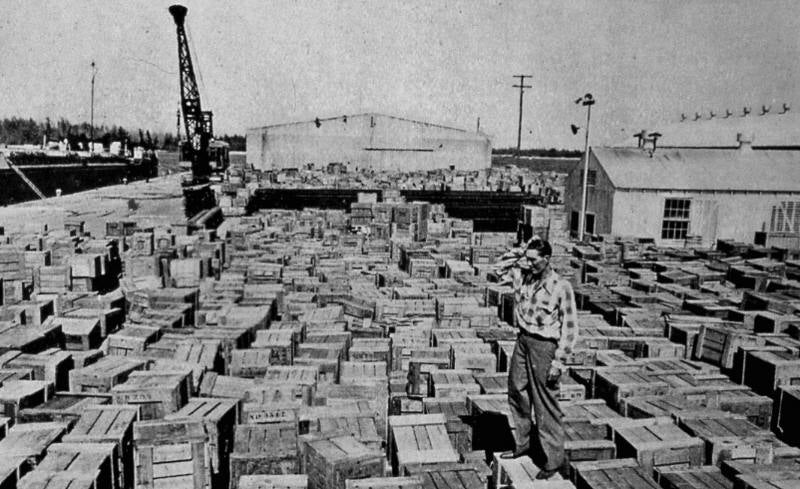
1, 0, 797, 149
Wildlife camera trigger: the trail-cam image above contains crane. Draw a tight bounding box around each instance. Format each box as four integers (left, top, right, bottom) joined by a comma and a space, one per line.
169, 4, 226, 217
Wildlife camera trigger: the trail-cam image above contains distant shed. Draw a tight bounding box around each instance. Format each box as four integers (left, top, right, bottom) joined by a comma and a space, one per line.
564, 139, 800, 246
246, 113, 491, 172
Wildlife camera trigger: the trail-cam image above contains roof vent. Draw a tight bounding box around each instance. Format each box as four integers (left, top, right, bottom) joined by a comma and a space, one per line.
737, 132, 754, 151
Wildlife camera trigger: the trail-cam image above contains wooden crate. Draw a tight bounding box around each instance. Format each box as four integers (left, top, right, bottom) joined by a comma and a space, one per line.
69, 356, 147, 393
559, 375, 586, 402
594, 368, 670, 412
492, 453, 570, 488
2, 349, 73, 391
295, 344, 343, 384
252, 331, 295, 365
264, 366, 318, 404
133, 419, 210, 489
678, 416, 800, 466
239, 474, 308, 489
388, 414, 459, 476
17, 391, 110, 424
63, 405, 139, 489
407, 357, 451, 398
474, 373, 507, 394
429, 369, 480, 399
563, 421, 616, 466
610, 418, 704, 473
571, 458, 659, 489
467, 394, 515, 453
230, 423, 298, 488
107, 325, 162, 356
306, 435, 383, 489
230, 349, 275, 378
198, 373, 258, 400
422, 398, 472, 456
0, 421, 70, 488
695, 324, 764, 370
166, 397, 239, 489
656, 466, 733, 489
317, 415, 382, 452
346, 476, 422, 489
35, 442, 117, 489
0, 380, 54, 422
349, 339, 392, 373
743, 350, 800, 396
16, 471, 98, 489
111, 370, 191, 420
339, 361, 388, 385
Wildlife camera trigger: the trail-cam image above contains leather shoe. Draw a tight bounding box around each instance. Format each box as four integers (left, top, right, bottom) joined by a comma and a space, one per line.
499, 450, 528, 460
535, 468, 560, 480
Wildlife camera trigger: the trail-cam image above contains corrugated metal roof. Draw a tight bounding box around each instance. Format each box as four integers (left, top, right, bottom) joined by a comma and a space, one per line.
593, 146, 800, 192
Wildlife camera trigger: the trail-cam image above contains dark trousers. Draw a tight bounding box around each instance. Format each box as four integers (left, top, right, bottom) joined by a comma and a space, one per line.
507, 333, 565, 470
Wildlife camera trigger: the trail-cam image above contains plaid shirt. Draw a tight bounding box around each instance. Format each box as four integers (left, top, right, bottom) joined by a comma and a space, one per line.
496, 249, 579, 369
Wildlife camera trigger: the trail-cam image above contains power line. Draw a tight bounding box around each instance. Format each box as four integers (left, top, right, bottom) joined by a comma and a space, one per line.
512, 74, 532, 159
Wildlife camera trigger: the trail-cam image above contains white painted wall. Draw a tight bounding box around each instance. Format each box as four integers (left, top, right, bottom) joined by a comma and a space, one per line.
612, 190, 800, 245
246, 114, 491, 172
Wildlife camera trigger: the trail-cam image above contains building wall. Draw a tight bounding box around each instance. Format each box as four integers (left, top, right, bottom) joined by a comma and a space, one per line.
563, 150, 615, 235
246, 114, 491, 172
611, 190, 800, 245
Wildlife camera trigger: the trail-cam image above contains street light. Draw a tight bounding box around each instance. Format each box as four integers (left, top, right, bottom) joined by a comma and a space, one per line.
576, 93, 595, 242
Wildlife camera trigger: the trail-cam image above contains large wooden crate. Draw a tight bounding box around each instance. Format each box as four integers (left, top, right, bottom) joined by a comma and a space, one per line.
239, 474, 308, 489
593, 367, 670, 412
63, 405, 139, 489
0, 421, 70, 488
17, 391, 109, 424
2, 349, 74, 391
571, 458, 659, 489
467, 394, 515, 453
743, 350, 800, 396
230, 423, 298, 488
111, 370, 191, 420
165, 397, 239, 489
198, 373, 258, 400
492, 453, 570, 488
133, 419, 210, 489
68, 356, 147, 393
252, 331, 295, 365
656, 466, 733, 489
678, 415, 800, 466
34, 442, 118, 489
306, 435, 383, 489
106, 325, 162, 356
0, 380, 54, 422
230, 349, 276, 378
429, 369, 479, 399
422, 398, 472, 456
474, 373, 507, 395
345, 476, 422, 489
339, 361, 388, 385
264, 366, 319, 404
349, 339, 391, 372
57, 316, 103, 351
388, 414, 459, 476
16, 471, 99, 489
317, 415, 383, 452
610, 418, 704, 473
295, 343, 343, 384
694, 324, 764, 370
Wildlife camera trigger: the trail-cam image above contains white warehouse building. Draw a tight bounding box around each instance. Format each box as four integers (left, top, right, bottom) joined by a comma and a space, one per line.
246, 113, 491, 172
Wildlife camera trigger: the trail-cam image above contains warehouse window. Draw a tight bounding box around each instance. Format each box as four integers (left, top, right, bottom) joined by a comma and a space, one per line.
586, 170, 597, 187
662, 198, 691, 239
770, 201, 800, 233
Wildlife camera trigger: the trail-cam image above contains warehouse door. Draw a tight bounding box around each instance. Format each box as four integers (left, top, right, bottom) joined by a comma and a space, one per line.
691, 200, 719, 246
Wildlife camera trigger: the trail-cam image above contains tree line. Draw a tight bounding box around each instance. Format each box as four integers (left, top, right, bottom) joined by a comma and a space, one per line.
492, 147, 582, 158
0, 117, 245, 151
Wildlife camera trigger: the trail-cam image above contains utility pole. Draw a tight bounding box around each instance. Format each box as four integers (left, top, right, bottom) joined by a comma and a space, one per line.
577, 93, 595, 242
512, 75, 532, 159
90, 61, 97, 153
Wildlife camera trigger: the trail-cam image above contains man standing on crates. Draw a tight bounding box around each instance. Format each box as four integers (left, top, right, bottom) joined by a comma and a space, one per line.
495, 236, 578, 480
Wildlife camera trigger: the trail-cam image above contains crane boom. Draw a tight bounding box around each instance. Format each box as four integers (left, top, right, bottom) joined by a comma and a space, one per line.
169, 4, 212, 181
